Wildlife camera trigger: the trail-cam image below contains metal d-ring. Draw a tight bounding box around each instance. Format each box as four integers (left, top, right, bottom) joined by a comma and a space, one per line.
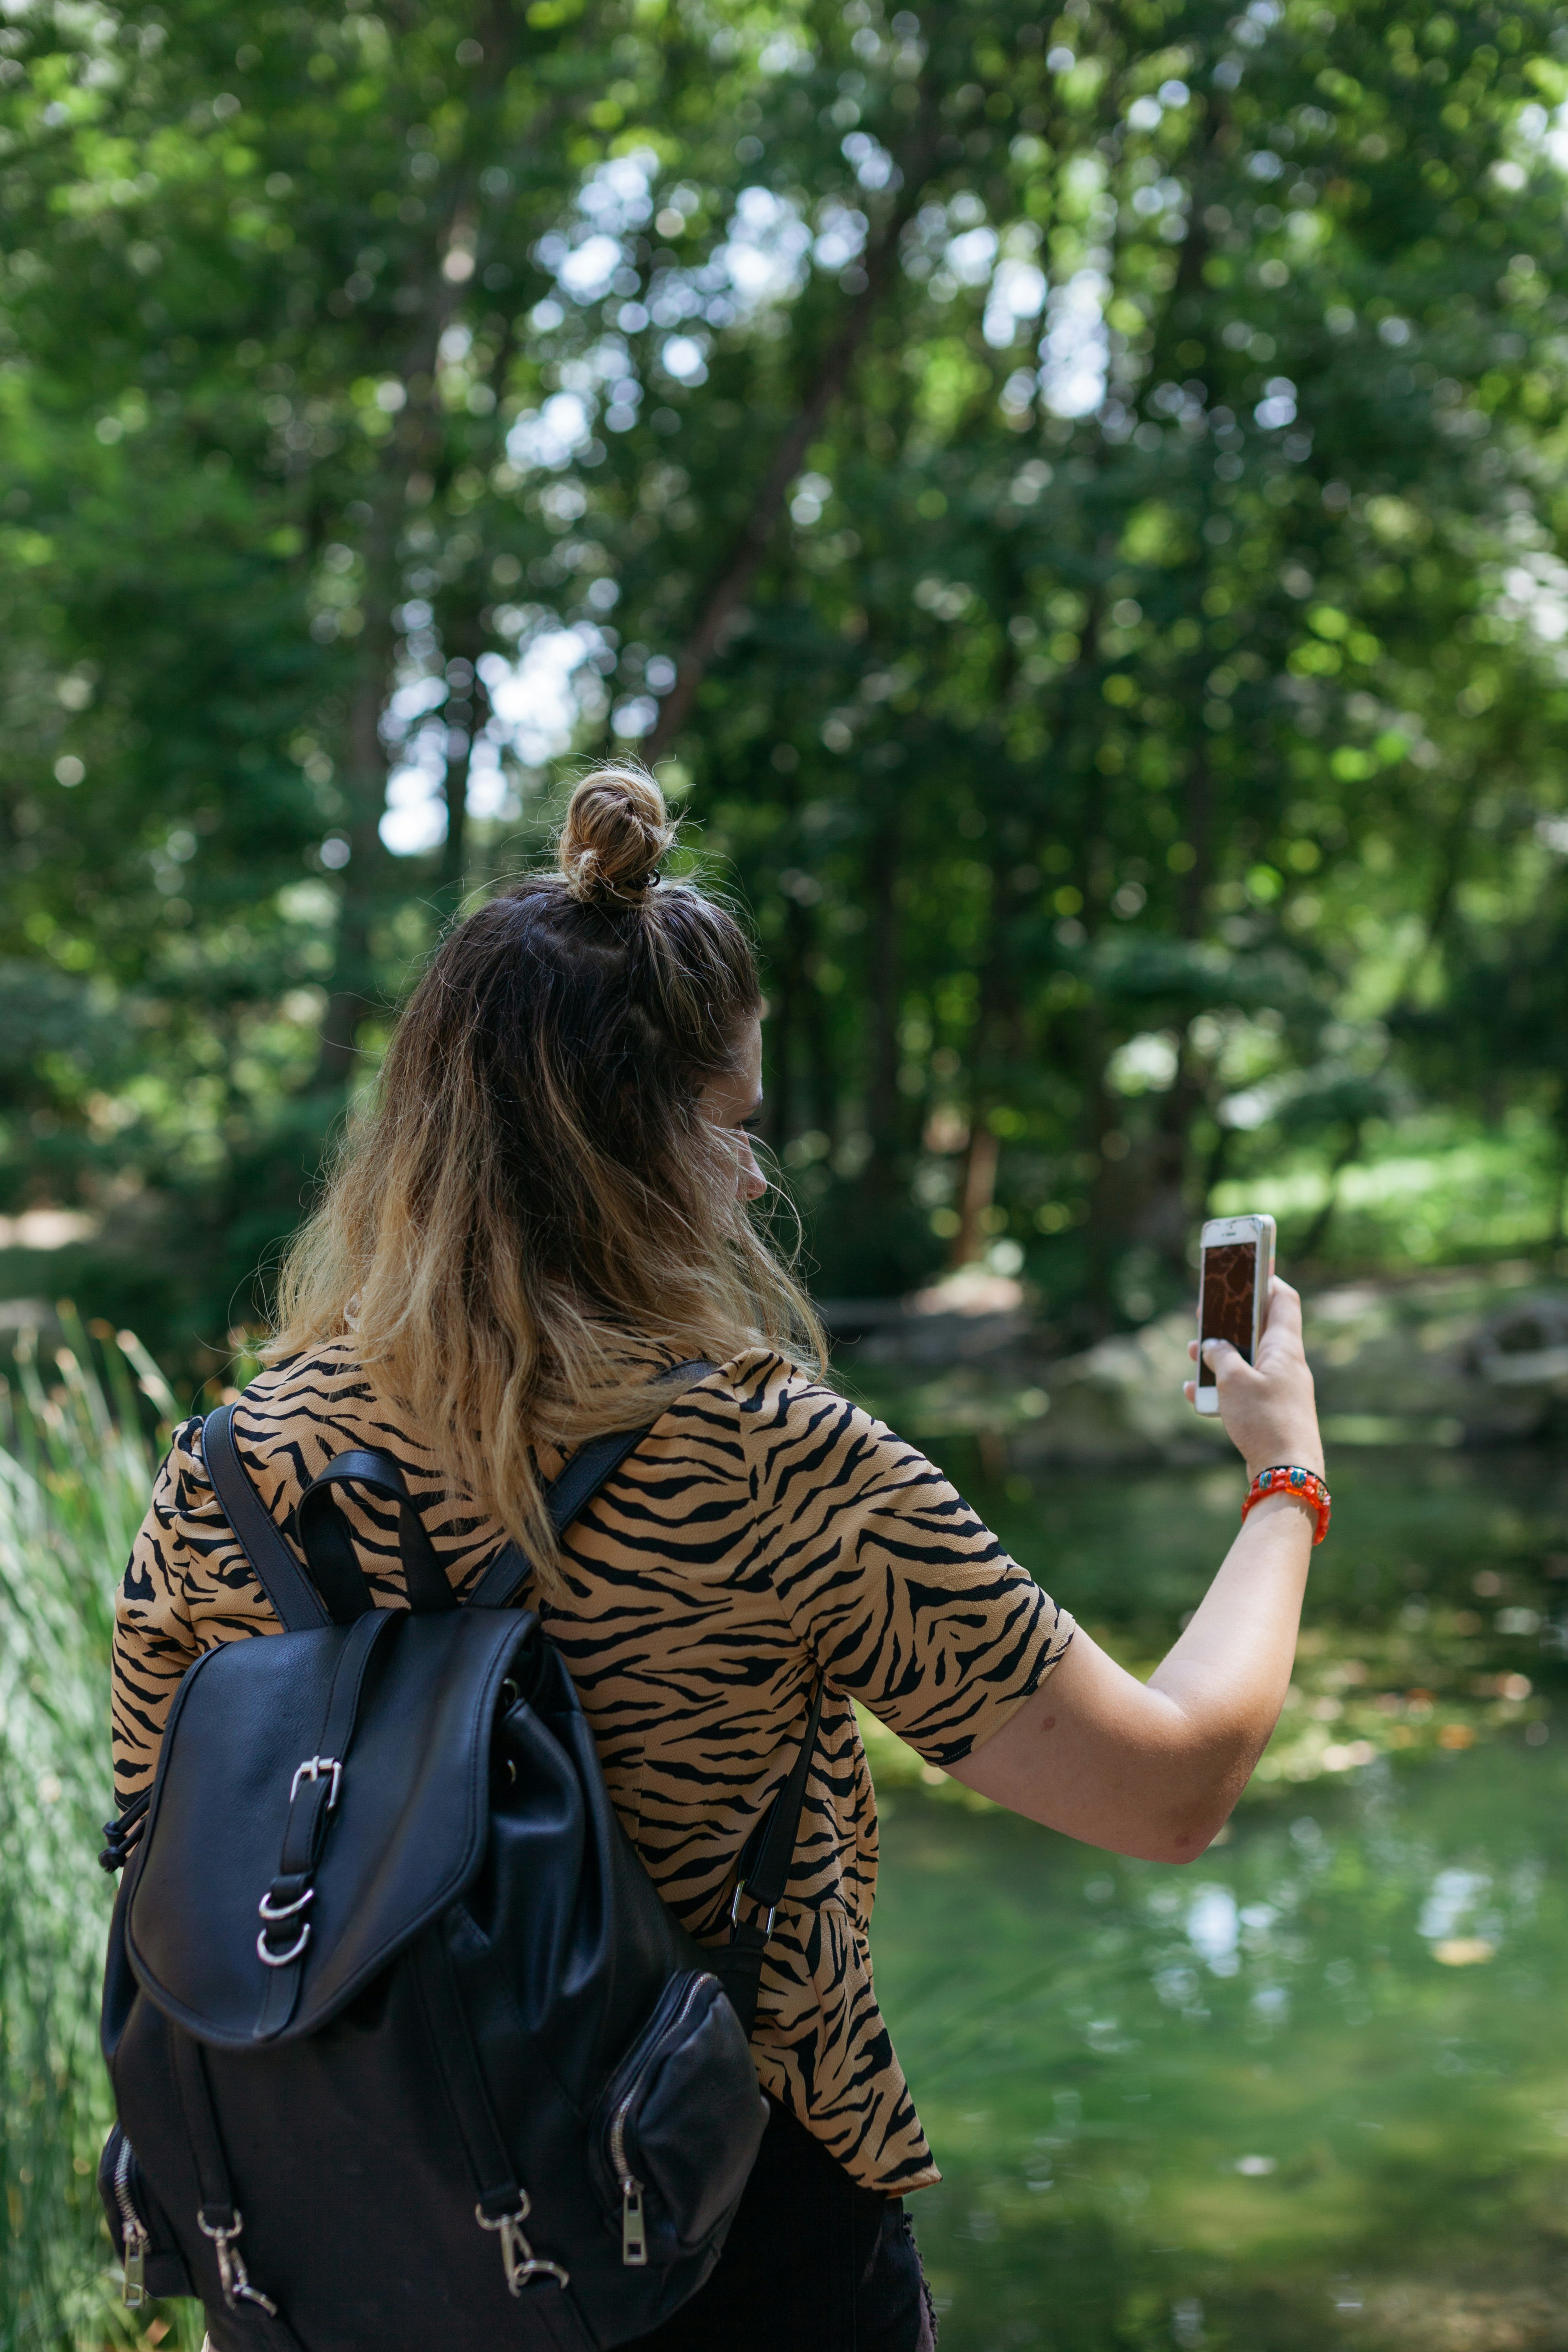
256, 1919, 312, 1968
257, 1885, 314, 1924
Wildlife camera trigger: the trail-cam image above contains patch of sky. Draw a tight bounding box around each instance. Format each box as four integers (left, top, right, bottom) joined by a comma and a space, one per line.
612, 694, 658, 740
983, 224, 1047, 348
791, 472, 831, 526
533, 151, 656, 310
557, 234, 623, 303
660, 334, 707, 385
945, 225, 998, 286
716, 186, 812, 312
842, 129, 898, 191
1495, 548, 1568, 646
1254, 376, 1298, 429
634, 186, 812, 333
508, 389, 594, 471
1131, 176, 1185, 219
578, 149, 656, 233
1234, 0, 1282, 46
379, 621, 621, 852
380, 747, 449, 855
485, 623, 614, 769
814, 201, 868, 272
1511, 101, 1568, 179
758, 30, 812, 74
1039, 264, 1110, 417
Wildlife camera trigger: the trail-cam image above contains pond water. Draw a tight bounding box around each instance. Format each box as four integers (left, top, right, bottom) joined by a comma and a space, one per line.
864, 1445, 1568, 2352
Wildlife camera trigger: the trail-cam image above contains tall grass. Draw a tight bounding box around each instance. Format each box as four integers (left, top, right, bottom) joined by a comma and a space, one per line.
0, 1316, 186, 2352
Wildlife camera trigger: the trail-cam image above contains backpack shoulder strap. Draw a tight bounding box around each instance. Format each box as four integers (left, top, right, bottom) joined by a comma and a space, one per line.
463, 1359, 715, 1612
710, 1675, 826, 2040
202, 1403, 330, 1634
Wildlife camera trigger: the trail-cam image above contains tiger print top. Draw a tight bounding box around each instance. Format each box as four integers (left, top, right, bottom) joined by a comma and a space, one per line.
111, 1339, 1075, 2195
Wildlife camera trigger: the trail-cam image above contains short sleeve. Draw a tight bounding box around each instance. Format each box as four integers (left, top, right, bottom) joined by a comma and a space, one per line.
735, 1358, 1074, 1766
111, 1412, 261, 1803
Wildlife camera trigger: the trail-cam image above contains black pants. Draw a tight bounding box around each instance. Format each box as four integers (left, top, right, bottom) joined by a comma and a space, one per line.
625, 2096, 937, 2352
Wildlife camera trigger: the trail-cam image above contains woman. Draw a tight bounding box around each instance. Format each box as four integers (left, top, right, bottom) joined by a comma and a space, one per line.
113, 766, 1325, 2350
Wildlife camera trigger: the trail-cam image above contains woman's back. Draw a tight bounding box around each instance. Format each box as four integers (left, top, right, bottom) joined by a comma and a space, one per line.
114, 1331, 1074, 2198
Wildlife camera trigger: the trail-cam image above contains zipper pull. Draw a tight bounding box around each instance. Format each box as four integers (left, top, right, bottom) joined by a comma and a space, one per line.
621, 2179, 647, 2267
122, 2220, 150, 2308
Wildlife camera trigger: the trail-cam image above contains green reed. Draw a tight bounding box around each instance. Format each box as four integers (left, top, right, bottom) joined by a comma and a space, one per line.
0, 1315, 188, 2352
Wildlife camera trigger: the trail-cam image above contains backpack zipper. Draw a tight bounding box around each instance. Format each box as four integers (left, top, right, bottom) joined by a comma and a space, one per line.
607, 2102, 647, 2266
113, 2134, 150, 2308
603, 1971, 711, 2268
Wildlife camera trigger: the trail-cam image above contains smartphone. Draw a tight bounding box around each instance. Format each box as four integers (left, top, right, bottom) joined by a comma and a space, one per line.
1194, 1213, 1277, 1415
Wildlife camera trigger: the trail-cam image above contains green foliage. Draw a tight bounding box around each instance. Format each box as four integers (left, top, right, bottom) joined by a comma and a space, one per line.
0, 1320, 182, 2352
2, 0, 1567, 1367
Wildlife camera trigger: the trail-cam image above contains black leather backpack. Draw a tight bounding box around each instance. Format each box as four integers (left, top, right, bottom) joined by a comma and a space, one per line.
98, 1385, 823, 2351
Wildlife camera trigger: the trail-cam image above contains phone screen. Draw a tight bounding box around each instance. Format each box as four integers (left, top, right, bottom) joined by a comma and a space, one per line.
1198, 1240, 1259, 1389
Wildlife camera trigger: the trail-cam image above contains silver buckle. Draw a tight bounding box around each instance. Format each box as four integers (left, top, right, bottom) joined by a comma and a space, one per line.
197, 2210, 278, 2316
289, 1755, 343, 1809
730, 1881, 778, 1937
475, 2197, 570, 2294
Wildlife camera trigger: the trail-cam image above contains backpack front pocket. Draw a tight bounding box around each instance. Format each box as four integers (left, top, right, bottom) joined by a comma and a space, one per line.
97, 2123, 195, 2306
593, 1970, 768, 2268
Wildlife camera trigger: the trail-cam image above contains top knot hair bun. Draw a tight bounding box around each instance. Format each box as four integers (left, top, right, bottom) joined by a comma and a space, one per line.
558, 766, 677, 907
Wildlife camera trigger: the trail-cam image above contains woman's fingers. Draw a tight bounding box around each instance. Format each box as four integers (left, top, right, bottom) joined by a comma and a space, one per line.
1201, 1336, 1249, 1383
1256, 1277, 1303, 1359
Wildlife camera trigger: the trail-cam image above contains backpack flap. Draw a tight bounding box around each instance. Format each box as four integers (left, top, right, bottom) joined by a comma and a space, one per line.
124, 1608, 536, 2052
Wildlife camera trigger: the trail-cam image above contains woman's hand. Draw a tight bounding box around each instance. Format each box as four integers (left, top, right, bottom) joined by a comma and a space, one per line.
952, 1276, 1324, 1861
1184, 1275, 1323, 1482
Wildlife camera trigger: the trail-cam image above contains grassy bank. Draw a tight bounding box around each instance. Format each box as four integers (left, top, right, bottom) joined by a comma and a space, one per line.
0, 1322, 183, 2352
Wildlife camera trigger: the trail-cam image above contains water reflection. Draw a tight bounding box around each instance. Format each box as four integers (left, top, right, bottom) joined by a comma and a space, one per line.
866, 1448, 1568, 2352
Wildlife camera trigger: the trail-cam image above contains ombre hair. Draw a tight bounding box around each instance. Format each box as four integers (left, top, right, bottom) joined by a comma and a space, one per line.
267, 765, 823, 1590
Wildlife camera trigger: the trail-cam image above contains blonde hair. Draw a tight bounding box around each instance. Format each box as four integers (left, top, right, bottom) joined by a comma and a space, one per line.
268, 765, 823, 1591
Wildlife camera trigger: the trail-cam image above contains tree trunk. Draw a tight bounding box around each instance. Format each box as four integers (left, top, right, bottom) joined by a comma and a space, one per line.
438, 616, 487, 897
949, 1127, 999, 1268
805, 930, 837, 1145
864, 805, 902, 1196
643, 113, 940, 761
312, 20, 562, 1083
1299, 1121, 1363, 1262
315, 632, 395, 1085
766, 934, 796, 1164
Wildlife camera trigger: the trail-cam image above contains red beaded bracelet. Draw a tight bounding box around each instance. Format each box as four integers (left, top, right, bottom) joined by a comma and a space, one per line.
1241, 1463, 1331, 1546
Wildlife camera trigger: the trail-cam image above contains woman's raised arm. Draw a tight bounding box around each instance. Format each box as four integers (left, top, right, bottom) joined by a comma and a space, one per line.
948, 1278, 1324, 1863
